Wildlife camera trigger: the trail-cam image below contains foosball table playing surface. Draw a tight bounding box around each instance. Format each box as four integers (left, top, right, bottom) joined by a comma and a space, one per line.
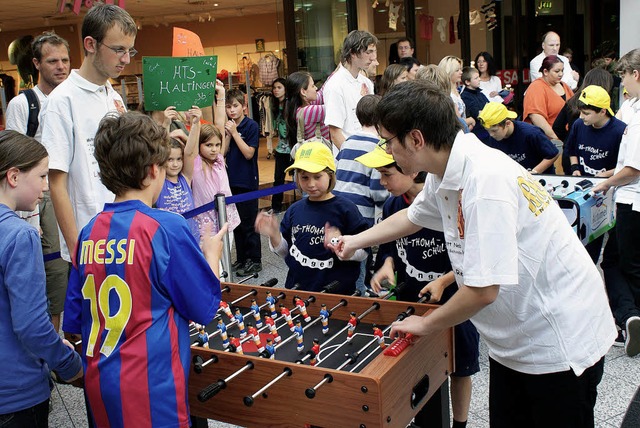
188, 281, 454, 428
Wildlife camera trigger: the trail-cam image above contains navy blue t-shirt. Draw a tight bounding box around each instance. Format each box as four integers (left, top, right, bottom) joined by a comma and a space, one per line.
566, 117, 626, 176
227, 116, 260, 190
375, 195, 453, 302
280, 195, 369, 294
484, 121, 558, 173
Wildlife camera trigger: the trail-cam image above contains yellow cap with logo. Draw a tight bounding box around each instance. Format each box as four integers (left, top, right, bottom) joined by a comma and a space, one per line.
478, 102, 518, 128
285, 141, 336, 174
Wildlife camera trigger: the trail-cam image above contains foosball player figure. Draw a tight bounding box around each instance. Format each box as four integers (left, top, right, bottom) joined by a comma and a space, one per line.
320, 303, 330, 335
234, 307, 247, 338
372, 324, 386, 349
250, 299, 263, 328
295, 296, 312, 322
309, 338, 321, 366
266, 290, 278, 319
294, 319, 305, 352
229, 334, 243, 355
219, 300, 234, 320
217, 318, 229, 348
197, 326, 209, 348
347, 312, 358, 342
280, 303, 295, 331
264, 338, 276, 359
264, 315, 281, 342
247, 322, 265, 353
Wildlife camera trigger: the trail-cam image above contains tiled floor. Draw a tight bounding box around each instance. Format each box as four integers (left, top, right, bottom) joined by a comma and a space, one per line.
48, 139, 640, 427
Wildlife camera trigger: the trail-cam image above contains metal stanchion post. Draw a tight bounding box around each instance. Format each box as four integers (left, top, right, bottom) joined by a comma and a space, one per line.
215, 193, 234, 282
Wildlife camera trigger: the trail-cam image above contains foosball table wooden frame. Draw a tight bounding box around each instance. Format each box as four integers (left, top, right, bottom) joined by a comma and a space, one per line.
189, 282, 454, 428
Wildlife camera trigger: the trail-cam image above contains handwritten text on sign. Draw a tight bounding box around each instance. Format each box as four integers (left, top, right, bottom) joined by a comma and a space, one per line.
143, 56, 218, 111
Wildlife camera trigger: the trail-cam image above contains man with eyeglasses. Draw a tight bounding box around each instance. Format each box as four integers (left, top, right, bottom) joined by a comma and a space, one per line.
328, 80, 615, 427
40, 3, 137, 264
5, 32, 72, 335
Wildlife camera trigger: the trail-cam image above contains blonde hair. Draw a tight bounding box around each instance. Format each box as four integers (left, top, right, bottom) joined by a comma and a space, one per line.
416, 64, 452, 94
295, 167, 336, 192
438, 56, 463, 91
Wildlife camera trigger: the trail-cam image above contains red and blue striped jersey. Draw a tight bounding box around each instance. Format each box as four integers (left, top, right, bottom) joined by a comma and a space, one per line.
63, 200, 221, 428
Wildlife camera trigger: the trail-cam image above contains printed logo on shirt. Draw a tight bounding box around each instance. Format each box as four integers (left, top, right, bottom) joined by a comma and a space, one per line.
113, 99, 125, 114
457, 189, 465, 239
290, 245, 334, 269
518, 175, 550, 216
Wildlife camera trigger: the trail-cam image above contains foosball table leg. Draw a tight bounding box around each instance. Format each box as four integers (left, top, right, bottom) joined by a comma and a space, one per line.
413, 380, 450, 428
190, 415, 208, 428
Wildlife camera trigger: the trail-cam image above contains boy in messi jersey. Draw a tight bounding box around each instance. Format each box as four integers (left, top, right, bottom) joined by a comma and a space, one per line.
63, 111, 227, 428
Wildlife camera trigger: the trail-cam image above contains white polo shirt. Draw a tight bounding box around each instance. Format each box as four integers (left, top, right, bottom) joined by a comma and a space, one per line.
408, 132, 615, 376
529, 53, 578, 90
322, 64, 374, 140
612, 97, 640, 211
40, 70, 125, 261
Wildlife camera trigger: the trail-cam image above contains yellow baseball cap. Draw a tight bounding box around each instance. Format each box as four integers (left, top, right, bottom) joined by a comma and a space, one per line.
285, 141, 336, 174
355, 145, 395, 168
579, 85, 615, 116
478, 102, 518, 128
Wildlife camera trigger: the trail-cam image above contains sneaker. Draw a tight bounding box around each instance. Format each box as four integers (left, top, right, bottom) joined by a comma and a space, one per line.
625, 316, 640, 357
231, 260, 243, 272
613, 327, 626, 348
236, 260, 262, 276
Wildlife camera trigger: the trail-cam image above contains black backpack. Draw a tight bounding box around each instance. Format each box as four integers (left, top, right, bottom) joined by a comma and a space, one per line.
22, 88, 40, 138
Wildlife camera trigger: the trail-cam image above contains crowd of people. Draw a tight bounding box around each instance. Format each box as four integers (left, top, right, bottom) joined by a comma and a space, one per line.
0, 3, 639, 428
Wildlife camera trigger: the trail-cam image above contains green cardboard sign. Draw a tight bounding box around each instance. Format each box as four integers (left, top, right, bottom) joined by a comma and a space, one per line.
142, 55, 217, 111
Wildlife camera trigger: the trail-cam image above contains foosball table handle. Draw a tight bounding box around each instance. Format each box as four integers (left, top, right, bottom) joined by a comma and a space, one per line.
198, 379, 227, 402
383, 334, 416, 357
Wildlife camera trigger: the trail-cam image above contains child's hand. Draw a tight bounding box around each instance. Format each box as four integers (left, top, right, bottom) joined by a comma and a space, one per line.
255, 210, 279, 238
215, 79, 226, 99
187, 106, 202, 126
163, 106, 178, 127
225, 120, 237, 136
370, 261, 395, 294
169, 128, 188, 144
202, 222, 229, 279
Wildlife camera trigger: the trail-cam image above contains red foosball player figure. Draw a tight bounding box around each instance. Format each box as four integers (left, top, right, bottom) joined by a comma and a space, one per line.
265, 291, 278, 319
280, 303, 295, 331
319, 303, 330, 335
347, 312, 358, 342
264, 338, 276, 359
247, 322, 265, 353
219, 300, 233, 320
229, 334, 243, 355
294, 319, 304, 352
309, 338, 320, 366
264, 315, 281, 343
372, 324, 386, 349
217, 318, 229, 348
234, 308, 246, 338
250, 299, 263, 328
295, 296, 311, 322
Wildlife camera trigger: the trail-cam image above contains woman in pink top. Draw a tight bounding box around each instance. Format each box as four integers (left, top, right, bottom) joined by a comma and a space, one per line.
284, 71, 331, 151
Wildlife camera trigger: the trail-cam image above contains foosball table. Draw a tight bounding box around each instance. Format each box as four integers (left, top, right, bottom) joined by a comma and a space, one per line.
188, 281, 454, 428
537, 174, 616, 245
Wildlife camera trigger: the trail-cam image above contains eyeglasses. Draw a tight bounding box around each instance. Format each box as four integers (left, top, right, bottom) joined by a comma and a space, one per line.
99, 42, 138, 58
378, 135, 398, 152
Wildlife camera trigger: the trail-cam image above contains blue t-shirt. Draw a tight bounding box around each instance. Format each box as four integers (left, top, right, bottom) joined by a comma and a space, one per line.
156, 174, 199, 241
566, 117, 626, 176
63, 200, 220, 428
376, 196, 453, 302
461, 87, 490, 142
280, 195, 370, 294
484, 121, 558, 173
227, 116, 260, 190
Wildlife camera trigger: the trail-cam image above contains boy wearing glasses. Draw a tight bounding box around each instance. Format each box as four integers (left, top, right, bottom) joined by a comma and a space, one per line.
478, 102, 559, 175
329, 80, 615, 427
41, 3, 137, 262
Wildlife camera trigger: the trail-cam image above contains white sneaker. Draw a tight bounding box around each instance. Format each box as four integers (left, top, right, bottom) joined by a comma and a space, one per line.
625, 316, 640, 357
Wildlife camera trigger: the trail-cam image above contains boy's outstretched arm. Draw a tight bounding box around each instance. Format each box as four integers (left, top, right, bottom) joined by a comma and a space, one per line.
182, 106, 202, 184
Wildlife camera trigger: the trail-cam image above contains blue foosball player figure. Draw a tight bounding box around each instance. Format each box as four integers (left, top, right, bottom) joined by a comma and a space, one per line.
319, 303, 330, 335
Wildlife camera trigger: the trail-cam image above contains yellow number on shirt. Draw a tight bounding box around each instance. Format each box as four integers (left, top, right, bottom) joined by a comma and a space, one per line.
81, 274, 133, 358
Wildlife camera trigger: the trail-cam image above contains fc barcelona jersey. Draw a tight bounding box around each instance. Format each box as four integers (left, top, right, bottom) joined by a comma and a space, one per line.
63, 200, 220, 428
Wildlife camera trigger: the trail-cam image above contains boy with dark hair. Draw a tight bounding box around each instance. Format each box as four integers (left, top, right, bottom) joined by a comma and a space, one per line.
329, 80, 615, 427
357, 145, 479, 428
478, 102, 559, 174
460, 66, 490, 142
399, 56, 421, 80
224, 88, 262, 276
63, 111, 226, 427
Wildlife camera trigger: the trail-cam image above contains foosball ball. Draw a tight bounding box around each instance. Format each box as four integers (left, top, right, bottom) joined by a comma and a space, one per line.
188, 281, 454, 428
537, 174, 615, 245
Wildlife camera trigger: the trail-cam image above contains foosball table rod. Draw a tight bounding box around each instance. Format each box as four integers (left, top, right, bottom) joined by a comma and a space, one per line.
243, 367, 292, 407
197, 361, 255, 402
193, 354, 219, 374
